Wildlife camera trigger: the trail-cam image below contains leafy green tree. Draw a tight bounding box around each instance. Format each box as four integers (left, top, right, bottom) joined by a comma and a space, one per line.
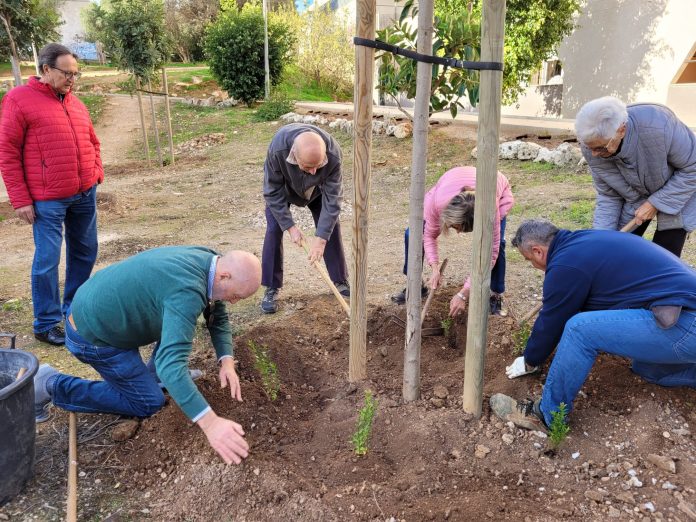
1, 0, 64, 84
204, 3, 294, 105
164, 0, 219, 63
377, 0, 580, 116
95, 0, 170, 80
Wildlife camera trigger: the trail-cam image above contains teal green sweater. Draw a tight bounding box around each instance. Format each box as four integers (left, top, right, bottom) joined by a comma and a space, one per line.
72, 246, 234, 420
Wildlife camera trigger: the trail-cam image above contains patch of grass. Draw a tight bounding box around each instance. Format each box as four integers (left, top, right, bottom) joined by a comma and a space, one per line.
549, 402, 570, 449
248, 340, 280, 401
351, 390, 377, 456
165, 103, 256, 145
552, 198, 595, 229
276, 65, 346, 102
2, 298, 24, 312
78, 94, 107, 124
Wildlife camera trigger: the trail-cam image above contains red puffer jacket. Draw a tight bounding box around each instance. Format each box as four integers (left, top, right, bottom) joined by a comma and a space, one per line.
0, 77, 104, 209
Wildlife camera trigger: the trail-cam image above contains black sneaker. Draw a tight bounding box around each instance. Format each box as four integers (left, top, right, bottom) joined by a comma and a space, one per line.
334, 280, 350, 297
390, 285, 428, 305
34, 326, 65, 346
261, 287, 279, 314
489, 294, 507, 316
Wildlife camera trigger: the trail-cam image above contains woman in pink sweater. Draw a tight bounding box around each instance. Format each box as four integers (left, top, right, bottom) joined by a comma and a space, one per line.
392, 166, 515, 317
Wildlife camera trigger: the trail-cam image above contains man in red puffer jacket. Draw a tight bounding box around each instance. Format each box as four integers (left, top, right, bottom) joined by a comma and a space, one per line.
0, 43, 103, 346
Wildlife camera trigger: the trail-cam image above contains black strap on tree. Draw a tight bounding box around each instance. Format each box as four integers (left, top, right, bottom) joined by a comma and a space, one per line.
353, 37, 503, 71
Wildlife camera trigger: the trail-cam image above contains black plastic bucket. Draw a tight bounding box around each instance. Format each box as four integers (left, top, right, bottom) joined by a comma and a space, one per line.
0, 349, 39, 505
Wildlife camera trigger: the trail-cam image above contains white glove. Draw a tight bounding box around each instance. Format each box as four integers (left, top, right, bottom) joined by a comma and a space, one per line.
505, 356, 539, 379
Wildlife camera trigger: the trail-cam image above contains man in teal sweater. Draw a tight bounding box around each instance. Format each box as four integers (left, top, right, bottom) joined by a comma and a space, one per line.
33, 246, 261, 465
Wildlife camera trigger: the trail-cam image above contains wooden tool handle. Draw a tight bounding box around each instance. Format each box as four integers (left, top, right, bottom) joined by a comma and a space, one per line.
15, 367, 27, 380
67, 412, 78, 522
620, 218, 639, 233
300, 238, 350, 317
421, 258, 448, 323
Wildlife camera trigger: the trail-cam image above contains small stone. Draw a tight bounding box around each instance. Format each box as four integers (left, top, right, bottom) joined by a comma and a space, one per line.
111, 419, 140, 442
433, 385, 449, 399
474, 445, 491, 459
647, 454, 676, 474
663, 431, 671, 439
450, 449, 462, 460
502, 433, 514, 445
253, 468, 260, 476
628, 476, 643, 488
378, 345, 388, 357
430, 397, 445, 408
608, 506, 621, 518
678, 500, 696, 519
584, 490, 606, 502
615, 492, 635, 503
643, 502, 656, 513
0, 513, 9, 520
662, 481, 677, 490
572, 451, 580, 459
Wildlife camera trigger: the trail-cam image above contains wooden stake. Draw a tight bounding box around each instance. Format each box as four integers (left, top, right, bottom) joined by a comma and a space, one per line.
403, 0, 435, 403
67, 412, 78, 522
147, 79, 163, 167
349, 0, 376, 382
135, 77, 151, 166
162, 68, 175, 165
300, 239, 351, 317
462, 0, 506, 417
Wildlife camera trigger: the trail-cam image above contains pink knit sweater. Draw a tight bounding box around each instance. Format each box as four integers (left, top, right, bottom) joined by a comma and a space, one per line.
423, 166, 514, 290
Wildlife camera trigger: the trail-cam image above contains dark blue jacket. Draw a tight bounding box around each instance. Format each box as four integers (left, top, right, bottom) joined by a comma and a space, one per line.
524, 229, 696, 367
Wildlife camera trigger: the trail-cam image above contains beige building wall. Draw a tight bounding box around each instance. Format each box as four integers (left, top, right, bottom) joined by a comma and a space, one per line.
558, 0, 696, 125
58, 0, 92, 46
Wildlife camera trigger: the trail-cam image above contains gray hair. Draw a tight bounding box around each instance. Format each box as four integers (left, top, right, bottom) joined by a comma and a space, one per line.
512, 219, 559, 252
574, 96, 628, 143
38, 43, 78, 74
440, 189, 475, 235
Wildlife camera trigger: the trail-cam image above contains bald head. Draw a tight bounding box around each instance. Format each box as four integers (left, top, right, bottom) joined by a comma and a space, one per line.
293, 131, 327, 174
212, 250, 261, 303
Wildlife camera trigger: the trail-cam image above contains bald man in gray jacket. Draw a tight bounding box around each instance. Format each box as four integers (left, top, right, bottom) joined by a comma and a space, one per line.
260, 124, 349, 313
575, 97, 696, 257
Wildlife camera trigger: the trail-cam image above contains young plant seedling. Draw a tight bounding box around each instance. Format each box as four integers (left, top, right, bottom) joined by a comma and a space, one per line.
441, 317, 453, 338
548, 402, 570, 450
351, 390, 377, 456
247, 340, 280, 401
512, 321, 532, 356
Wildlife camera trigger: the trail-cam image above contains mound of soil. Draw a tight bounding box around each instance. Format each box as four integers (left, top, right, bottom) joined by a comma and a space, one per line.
112, 292, 696, 521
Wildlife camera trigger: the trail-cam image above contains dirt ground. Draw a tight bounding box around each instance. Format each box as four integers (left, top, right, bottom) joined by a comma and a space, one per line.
1, 96, 696, 521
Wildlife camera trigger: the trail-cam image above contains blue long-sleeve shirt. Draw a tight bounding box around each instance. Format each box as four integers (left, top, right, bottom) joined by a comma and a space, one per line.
524, 229, 696, 367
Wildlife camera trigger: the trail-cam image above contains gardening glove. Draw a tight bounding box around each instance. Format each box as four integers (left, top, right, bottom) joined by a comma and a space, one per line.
505, 356, 539, 379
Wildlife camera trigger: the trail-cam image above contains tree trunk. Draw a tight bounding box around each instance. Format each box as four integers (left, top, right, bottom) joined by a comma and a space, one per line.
0, 13, 23, 87
402, 0, 434, 403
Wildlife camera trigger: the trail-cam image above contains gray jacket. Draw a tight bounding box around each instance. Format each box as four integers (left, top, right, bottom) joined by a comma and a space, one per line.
583, 103, 696, 232
263, 124, 343, 240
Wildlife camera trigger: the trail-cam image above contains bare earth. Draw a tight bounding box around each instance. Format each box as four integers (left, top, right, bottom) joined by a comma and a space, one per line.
0, 99, 695, 521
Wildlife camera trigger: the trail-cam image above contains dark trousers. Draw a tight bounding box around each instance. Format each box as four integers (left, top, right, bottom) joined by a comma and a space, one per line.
261, 198, 348, 289
631, 220, 687, 258
402, 217, 507, 294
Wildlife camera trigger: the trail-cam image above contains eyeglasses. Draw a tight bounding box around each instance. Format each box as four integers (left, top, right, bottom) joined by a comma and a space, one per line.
585, 125, 624, 155
51, 66, 82, 81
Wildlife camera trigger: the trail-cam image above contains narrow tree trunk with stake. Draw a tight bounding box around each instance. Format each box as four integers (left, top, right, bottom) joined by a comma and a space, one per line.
403, 0, 434, 402
162, 68, 175, 165
32, 42, 39, 75
262, 0, 270, 100
349, 0, 376, 382
462, 0, 506, 416
147, 79, 163, 167
135, 77, 151, 166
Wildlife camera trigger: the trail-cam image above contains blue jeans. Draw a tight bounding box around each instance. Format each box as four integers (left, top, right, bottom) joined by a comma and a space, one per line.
51, 310, 165, 417
540, 309, 696, 426
32, 186, 98, 333
402, 217, 507, 294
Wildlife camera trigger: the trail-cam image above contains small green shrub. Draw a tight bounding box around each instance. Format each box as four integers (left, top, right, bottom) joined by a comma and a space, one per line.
549, 402, 570, 449
253, 92, 294, 122
248, 340, 280, 401
351, 390, 377, 456
2, 299, 23, 312
205, 4, 295, 106
512, 321, 531, 356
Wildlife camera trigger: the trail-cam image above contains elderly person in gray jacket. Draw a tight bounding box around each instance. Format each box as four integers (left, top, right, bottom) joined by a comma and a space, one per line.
575, 96, 696, 257
260, 123, 349, 313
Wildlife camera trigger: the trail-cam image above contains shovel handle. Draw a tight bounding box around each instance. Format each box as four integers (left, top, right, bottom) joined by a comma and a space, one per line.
15, 367, 27, 380
620, 218, 639, 233
300, 238, 350, 317
421, 258, 448, 323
